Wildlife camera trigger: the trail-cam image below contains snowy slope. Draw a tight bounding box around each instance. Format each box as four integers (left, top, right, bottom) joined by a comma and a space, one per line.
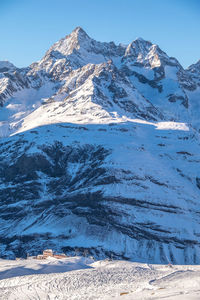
0, 257, 200, 300
0, 28, 200, 264
0, 121, 199, 263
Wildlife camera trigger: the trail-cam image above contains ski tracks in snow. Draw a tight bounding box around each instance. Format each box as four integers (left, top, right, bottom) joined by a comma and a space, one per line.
0, 259, 199, 299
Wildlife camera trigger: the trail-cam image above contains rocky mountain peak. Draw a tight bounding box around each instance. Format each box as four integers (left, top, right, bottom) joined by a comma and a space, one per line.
66, 26, 92, 48
71, 26, 89, 39
188, 59, 200, 74
123, 38, 165, 68
0, 61, 16, 72
36, 28, 125, 74
123, 37, 180, 69
43, 27, 92, 59
124, 38, 152, 58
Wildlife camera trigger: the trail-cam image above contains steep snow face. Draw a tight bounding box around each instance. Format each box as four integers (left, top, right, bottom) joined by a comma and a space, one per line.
0, 28, 200, 264
15, 61, 164, 134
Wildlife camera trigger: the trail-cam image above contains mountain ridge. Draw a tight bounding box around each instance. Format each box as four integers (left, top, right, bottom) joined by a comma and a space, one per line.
0, 27, 199, 137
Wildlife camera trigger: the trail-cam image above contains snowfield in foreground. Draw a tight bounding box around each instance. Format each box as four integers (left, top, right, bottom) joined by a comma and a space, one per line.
0, 257, 199, 300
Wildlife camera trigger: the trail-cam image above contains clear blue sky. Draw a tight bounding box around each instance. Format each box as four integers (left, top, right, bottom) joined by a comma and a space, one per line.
0, 0, 199, 68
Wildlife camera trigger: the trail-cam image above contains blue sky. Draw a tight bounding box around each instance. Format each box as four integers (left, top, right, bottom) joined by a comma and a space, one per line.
0, 0, 199, 68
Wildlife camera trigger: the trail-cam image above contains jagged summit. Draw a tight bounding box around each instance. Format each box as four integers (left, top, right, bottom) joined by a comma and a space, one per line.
0, 61, 16, 72
123, 37, 180, 69
42, 26, 121, 62
46, 26, 92, 56
33, 27, 181, 72
67, 26, 91, 45
0, 27, 199, 135
124, 38, 152, 60
135, 37, 146, 42
71, 26, 89, 37
188, 59, 200, 74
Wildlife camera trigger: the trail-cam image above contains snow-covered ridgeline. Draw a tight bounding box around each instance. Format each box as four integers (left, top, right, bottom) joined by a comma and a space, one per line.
0, 27, 199, 137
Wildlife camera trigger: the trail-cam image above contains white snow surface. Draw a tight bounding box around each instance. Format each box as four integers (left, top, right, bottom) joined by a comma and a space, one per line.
0, 257, 199, 300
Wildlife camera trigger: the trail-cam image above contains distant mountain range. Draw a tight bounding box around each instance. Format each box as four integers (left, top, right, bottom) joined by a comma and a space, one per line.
0, 27, 200, 263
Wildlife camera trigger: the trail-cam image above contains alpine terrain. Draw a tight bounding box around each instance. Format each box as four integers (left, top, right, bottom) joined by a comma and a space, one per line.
0, 27, 200, 264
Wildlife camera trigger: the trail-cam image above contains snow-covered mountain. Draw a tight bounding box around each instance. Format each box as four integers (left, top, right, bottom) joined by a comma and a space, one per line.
0, 27, 200, 263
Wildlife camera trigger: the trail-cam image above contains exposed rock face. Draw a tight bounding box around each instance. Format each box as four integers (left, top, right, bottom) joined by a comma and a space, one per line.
0, 28, 200, 263
0, 62, 29, 107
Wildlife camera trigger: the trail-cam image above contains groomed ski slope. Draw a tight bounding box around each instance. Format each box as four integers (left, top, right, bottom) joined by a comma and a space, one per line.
0, 256, 199, 299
